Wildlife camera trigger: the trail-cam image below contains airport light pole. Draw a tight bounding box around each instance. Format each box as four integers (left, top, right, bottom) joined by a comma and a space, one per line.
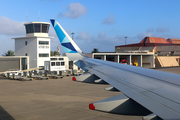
71, 32, 75, 40
125, 36, 127, 45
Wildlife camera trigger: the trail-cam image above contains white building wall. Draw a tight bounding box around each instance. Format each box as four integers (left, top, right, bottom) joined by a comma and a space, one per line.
49, 56, 69, 71
37, 38, 50, 67
15, 38, 37, 69
64, 57, 69, 70
15, 37, 51, 69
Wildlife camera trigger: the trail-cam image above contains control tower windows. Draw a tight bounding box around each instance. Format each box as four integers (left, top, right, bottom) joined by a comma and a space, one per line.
34, 24, 40, 32
25, 23, 50, 34
25, 24, 33, 33
42, 24, 49, 33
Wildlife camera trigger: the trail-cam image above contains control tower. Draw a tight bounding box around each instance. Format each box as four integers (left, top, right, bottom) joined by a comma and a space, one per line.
24, 22, 50, 37
14, 22, 53, 69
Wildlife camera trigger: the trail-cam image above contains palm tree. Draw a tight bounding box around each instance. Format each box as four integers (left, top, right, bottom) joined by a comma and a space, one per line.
91, 48, 99, 53
2, 50, 15, 56
50, 51, 60, 56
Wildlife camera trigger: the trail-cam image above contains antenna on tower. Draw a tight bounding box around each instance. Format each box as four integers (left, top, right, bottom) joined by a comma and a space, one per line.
26, 9, 28, 22
38, 11, 40, 22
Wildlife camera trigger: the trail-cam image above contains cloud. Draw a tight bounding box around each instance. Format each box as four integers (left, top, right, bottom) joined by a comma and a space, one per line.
156, 27, 169, 33
57, 3, 87, 19
75, 31, 140, 52
56, 12, 64, 18
76, 31, 126, 46
101, 13, 115, 25
0, 16, 25, 36
137, 32, 157, 40
0, 36, 15, 56
159, 34, 177, 39
76, 31, 92, 40
97, 32, 107, 38
146, 28, 154, 32
136, 27, 175, 41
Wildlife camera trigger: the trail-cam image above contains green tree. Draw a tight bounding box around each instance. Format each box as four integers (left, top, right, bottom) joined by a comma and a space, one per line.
50, 51, 60, 56
2, 50, 15, 56
91, 48, 99, 53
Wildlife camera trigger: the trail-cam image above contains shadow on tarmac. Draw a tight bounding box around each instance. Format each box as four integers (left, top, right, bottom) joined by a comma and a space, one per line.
0, 105, 15, 120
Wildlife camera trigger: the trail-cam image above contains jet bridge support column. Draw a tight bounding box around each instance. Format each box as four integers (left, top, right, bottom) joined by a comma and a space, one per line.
138, 55, 142, 67
104, 55, 106, 61
20, 57, 22, 71
127, 55, 131, 65
152, 54, 155, 67
115, 55, 119, 63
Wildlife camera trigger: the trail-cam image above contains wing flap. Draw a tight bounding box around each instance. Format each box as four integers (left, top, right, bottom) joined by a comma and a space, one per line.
72, 72, 100, 83
105, 86, 119, 91
143, 114, 162, 120
95, 79, 108, 84
90, 94, 151, 115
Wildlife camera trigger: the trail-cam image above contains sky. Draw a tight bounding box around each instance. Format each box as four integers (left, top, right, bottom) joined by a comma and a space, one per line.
0, 0, 180, 55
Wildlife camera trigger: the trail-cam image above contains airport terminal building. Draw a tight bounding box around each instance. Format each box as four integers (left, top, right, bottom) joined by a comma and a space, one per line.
0, 21, 74, 72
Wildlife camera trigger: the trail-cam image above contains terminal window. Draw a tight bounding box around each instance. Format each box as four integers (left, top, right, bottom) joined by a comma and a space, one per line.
61, 62, 65, 66
39, 54, 49, 57
59, 58, 64, 60
39, 41, 49, 45
56, 62, 60, 66
51, 62, 55, 66
50, 58, 57, 60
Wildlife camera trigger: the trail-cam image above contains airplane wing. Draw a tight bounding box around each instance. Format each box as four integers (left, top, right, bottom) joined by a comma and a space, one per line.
50, 19, 180, 120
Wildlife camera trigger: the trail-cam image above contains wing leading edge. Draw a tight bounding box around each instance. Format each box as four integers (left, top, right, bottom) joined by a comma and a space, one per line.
50, 19, 180, 120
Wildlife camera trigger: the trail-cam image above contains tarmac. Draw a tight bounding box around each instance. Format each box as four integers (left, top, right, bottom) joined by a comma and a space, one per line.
0, 67, 180, 120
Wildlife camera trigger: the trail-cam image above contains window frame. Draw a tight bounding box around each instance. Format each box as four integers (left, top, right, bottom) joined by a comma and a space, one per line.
61, 62, 65, 66
39, 41, 49, 45
39, 53, 49, 57
51, 62, 55, 66
56, 62, 60, 66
